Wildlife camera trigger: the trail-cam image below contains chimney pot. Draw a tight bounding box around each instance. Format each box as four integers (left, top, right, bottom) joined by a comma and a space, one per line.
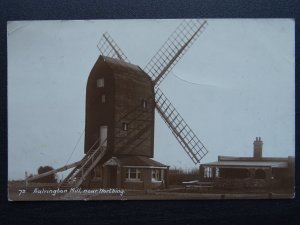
253, 137, 263, 159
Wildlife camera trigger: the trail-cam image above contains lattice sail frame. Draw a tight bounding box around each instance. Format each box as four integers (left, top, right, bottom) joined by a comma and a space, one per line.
97, 32, 130, 63
155, 88, 208, 163
96, 20, 209, 165
144, 19, 208, 87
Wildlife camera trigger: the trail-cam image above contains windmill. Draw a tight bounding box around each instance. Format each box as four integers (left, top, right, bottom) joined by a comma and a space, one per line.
26, 19, 209, 189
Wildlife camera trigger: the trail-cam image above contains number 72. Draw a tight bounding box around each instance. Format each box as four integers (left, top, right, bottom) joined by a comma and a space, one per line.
18, 189, 26, 196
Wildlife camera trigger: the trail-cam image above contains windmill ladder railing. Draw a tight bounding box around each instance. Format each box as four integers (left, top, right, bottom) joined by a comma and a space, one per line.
59, 138, 101, 185
60, 140, 107, 188
155, 88, 208, 164
72, 145, 107, 188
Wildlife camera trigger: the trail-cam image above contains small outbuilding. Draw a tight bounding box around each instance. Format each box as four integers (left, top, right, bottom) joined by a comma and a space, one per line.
91, 156, 169, 190
200, 137, 294, 191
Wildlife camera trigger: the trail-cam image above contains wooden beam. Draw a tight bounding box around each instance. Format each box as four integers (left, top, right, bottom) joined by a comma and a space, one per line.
26, 161, 82, 182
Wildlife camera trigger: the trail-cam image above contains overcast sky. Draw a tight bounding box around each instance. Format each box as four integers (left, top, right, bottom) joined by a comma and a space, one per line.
7, 19, 295, 180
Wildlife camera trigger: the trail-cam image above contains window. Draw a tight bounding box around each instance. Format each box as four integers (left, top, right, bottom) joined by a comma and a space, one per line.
126, 168, 141, 181
101, 94, 106, 103
97, 78, 104, 87
141, 99, 148, 109
152, 169, 161, 181
122, 122, 128, 131
204, 167, 212, 178
215, 167, 220, 178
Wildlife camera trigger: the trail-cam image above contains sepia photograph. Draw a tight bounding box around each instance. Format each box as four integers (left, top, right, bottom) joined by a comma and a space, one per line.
7, 19, 295, 200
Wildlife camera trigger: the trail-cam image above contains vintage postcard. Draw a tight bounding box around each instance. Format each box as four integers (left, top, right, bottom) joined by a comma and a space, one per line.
7, 19, 295, 200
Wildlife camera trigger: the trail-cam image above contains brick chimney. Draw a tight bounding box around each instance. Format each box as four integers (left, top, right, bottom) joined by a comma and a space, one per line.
253, 137, 263, 159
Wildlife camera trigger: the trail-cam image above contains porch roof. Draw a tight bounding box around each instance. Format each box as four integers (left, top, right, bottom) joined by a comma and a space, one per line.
118, 156, 168, 168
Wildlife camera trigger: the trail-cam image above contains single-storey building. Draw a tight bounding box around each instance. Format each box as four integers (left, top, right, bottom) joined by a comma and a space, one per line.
90, 156, 169, 190
200, 137, 294, 191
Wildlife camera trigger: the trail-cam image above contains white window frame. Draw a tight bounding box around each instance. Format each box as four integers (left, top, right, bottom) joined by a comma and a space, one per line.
125, 168, 141, 181
204, 167, 212, 178
152, 169, 161, 181
215, 167, 220, 178
97, 78, 104, 87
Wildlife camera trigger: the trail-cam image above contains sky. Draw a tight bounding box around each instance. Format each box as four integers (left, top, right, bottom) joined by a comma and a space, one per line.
7, 19, 295, 180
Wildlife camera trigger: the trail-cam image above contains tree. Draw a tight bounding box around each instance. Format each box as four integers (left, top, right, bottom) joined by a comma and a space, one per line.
35, 165, 57, 183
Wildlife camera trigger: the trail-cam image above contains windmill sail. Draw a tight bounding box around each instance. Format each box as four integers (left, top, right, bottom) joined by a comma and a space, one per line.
144, 19, 207, 87
155, 88, 208, 164
97, 32, 130, 63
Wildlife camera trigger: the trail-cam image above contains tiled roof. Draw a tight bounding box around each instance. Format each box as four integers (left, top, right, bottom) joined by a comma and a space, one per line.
117, 156, 168, 168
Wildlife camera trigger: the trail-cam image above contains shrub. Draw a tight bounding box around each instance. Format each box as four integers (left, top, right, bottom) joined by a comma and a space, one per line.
33, 165, 57, 183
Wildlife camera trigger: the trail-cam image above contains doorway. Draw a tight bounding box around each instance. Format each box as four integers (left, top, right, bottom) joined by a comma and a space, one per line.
103, 165, 118, 188
108, 166, 117, 188
100, 125, 108, 147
